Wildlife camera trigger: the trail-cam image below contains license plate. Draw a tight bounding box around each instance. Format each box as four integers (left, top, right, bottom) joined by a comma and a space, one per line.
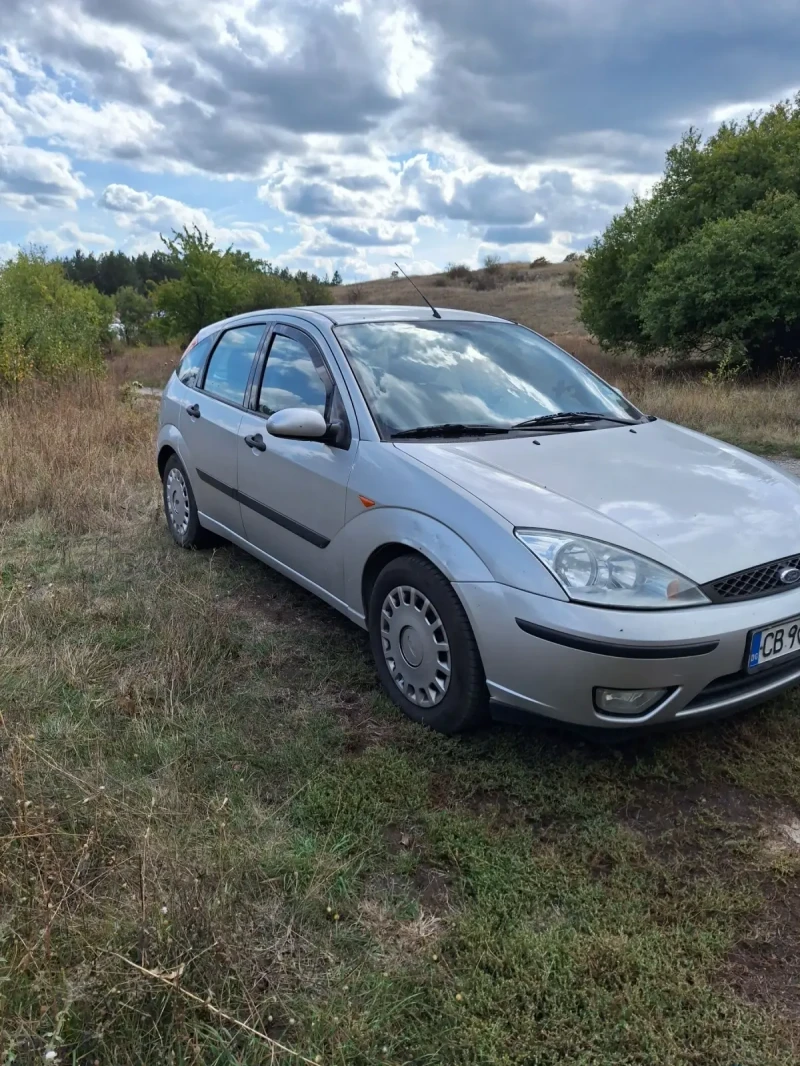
749, 615, 800, 670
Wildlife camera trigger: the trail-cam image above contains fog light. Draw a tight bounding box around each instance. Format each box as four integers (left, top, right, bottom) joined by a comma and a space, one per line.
594, 687, 669, 717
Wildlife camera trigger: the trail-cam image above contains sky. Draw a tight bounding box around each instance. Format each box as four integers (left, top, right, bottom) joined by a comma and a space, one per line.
0, 0, 798, 280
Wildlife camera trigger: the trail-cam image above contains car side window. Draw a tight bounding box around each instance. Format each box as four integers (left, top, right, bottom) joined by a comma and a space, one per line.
258, 332, 330, 417
177, 334, 214, 387
201, 325, 265, 406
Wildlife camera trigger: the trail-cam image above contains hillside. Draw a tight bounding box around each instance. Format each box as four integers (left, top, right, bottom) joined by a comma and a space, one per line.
333, 260, 588, 353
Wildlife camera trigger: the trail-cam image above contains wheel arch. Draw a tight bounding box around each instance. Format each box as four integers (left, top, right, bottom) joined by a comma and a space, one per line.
345, 508, 495, 623
157, 443, 177, 479
361, 543, 428, 621
156, 421, 189, 480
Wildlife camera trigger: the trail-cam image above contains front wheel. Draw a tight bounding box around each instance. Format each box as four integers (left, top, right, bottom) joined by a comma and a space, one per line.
162, 455, 213, 549
368, 554, 488, 734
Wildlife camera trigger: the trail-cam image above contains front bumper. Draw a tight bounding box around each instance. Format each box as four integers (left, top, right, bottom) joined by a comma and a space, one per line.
454, 581, 800, 729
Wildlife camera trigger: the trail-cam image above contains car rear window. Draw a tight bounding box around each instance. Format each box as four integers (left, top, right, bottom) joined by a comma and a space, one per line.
177, 334, 214, 388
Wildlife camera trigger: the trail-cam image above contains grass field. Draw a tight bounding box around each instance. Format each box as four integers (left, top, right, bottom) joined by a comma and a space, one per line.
3, 377, 800, 1064
332, 261, 584, 337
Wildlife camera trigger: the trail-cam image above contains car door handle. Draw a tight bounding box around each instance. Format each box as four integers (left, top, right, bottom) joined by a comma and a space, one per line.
186, 403, 201, 419
244, 433, 267, 452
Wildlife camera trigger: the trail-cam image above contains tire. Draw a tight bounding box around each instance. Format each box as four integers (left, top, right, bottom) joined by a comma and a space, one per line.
368, 554, 488, 734
162, 455, 213, 549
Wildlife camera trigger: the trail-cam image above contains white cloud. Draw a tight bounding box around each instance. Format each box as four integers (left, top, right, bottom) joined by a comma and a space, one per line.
0, 145, 90, 209
379, 8, 433, 97
9, 90, 163, 168
26, 221, 115, 254
0, 0, 796, 278
99, 183, 270, 252
325, 221, 416, 247
706, 85, 800, 125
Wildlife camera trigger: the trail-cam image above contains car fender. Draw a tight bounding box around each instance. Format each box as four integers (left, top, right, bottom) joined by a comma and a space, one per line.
340, 506, 496, 622
156, 421, 189, 474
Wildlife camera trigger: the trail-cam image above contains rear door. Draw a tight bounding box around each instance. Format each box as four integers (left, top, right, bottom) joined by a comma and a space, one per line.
237, 322, 358, 599
179, 323, 266, 536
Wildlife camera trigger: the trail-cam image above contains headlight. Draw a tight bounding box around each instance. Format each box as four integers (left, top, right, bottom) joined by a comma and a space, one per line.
515, 530, 709, 609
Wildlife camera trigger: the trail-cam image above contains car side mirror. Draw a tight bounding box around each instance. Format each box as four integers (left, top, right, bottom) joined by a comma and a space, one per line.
265, 408, 328, 441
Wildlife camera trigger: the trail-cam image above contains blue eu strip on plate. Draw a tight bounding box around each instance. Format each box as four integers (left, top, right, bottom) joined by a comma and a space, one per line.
749, 631, 762, 669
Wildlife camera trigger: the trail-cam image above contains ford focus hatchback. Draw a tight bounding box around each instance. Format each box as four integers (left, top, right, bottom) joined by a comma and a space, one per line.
157, 305, 800, 733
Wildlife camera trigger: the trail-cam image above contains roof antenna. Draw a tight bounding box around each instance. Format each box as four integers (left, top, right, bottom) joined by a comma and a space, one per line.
394, 262, 441, 319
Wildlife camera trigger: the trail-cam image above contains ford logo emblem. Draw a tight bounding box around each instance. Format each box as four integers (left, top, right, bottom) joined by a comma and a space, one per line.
779, 567, 800, 585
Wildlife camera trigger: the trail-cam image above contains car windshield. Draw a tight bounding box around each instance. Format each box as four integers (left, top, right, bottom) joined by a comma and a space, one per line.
334, 320, 642, 437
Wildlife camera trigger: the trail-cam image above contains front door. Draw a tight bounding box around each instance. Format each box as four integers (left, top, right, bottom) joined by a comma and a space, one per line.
237, 324, 358, 600
180, 323, 266, 537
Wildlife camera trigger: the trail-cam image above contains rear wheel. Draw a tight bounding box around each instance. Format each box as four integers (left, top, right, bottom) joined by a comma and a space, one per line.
368, 554, 488, 733
162, 455, 212, 549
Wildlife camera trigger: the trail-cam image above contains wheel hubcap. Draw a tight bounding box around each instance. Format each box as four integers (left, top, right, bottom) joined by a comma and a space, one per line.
165, 468, 190, 536
380, 585, 451, 707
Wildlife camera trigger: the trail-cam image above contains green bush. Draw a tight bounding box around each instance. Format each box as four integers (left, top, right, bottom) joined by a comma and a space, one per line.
473, 272, 499, 291
559, 268, 581, 289
640, 192, 800, 362
483, 254, 502, 274
236, 272, 301, 314
154, 228, 246, 342
579, 95, 800, 370
153, 227, 332, 343
446, 263, 472, 281
0, 251, 113, 386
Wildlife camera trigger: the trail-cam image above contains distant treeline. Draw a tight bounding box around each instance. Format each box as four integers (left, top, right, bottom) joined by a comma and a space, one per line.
60, 246, 342, 303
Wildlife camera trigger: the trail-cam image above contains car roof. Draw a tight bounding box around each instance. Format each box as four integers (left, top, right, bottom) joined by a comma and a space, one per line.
195, 304, 508, 340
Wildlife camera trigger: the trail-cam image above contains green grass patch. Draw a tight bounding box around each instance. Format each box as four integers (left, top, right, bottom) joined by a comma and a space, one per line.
2, 510, 800, 1064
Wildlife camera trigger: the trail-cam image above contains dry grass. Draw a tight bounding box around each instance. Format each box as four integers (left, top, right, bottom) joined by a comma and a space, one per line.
0, 376, 157, 533
548, 335, 800, 454
3, 381, 800, 1063
107, 345, 182, 389
626, 373, 800, 455
335, 261, 582, 335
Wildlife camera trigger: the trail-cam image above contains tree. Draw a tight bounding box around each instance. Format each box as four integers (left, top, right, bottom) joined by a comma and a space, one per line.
95, 251, 140, 296
63, 248, 99, 287
154, 227, 246, 342
292, 270, 328, 304
115, 286, 155, 345
134, 250, 181, 290
640, 192, 800, 364
227, 249, 266, 274
331, 269, 343, 286
0, 250, 113, 386
236, 272, 301, 314
579, 95, 800, 370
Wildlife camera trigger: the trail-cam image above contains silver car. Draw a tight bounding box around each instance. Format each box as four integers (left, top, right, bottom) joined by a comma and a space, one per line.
157, 305, 800, 733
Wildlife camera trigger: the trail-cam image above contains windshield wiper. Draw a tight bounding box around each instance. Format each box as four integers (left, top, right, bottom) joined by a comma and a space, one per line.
391, 423, 511, 440
513, 411, 638, 429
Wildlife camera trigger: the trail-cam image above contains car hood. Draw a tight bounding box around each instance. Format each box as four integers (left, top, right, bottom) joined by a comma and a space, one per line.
395, 420, 800, 584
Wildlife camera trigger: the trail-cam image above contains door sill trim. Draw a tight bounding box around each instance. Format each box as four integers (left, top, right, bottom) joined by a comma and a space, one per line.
197, 513, 367, 628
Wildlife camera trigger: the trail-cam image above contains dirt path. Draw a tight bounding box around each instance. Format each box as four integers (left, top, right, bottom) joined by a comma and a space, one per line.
775, 456, 800, 478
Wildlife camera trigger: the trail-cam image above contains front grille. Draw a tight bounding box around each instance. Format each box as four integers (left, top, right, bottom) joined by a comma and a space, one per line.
707, 553, 800, 602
